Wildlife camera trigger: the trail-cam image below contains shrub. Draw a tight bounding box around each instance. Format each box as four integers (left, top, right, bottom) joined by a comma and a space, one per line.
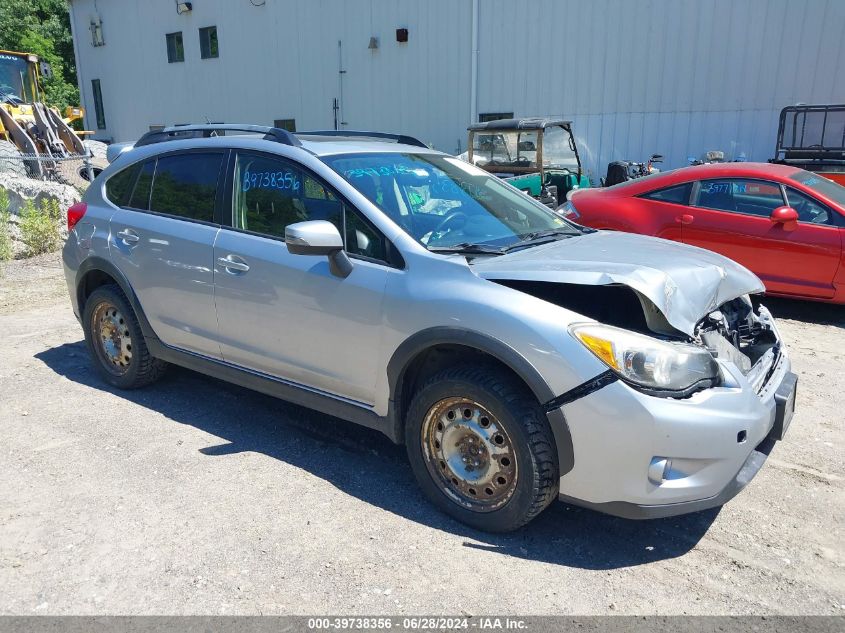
19, 196, 62, 256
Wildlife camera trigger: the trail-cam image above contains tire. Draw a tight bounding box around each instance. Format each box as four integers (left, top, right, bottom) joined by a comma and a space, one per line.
405, 364, 559, 532
0, 140, 26, 178
56, 154, 108, 191
82, 284, 167, 389
83, 140, 108, 160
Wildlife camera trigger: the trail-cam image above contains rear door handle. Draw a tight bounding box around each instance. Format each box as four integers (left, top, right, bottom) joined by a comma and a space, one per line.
217, 255, 250, 273
116, 229, 140, 244
677, 214, 694, 225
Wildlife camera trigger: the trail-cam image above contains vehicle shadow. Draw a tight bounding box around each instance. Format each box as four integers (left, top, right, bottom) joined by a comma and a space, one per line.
36, 340, 719, 570
756, 296, 845, 328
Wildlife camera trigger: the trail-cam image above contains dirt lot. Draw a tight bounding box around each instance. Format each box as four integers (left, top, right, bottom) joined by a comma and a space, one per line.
0, 252, 843, 615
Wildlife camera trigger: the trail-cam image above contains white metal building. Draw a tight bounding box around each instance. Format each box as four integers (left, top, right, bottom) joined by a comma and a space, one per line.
68, 0, 845, 176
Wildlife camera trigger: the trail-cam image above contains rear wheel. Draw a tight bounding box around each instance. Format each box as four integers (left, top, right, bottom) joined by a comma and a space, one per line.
82, 285, 167, 389
405, 364, 559, 532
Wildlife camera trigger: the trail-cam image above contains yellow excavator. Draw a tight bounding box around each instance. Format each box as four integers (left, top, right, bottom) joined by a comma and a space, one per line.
0, 49, 107, 188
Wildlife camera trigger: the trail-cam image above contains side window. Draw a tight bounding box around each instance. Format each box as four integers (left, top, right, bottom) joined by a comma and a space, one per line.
105, 163, 141, 207
695, 179, 784, 217
785, 187, 832, 225
642, 183, 690, 204
149, 153, 223, 222
233, 152, 387, 260
128, 160, 155, 210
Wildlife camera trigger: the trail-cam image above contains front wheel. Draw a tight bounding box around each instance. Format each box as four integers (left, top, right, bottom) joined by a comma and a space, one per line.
405, 365, 559, 532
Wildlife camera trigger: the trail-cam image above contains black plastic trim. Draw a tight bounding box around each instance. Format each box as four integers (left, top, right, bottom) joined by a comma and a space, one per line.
146, 339, 397, 441
74, 257, 158, 341
386, 327, 574, 475
543, 370, 618, 412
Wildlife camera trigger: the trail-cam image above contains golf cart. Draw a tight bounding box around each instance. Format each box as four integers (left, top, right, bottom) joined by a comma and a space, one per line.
466, 118, 590, 207
770, 104, 845, 186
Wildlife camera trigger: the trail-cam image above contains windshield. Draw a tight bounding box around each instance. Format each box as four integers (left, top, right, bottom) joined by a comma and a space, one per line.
469, 126, 579, 171
790, 171, 845, 207
322, 152, 581, 250
0, 53, 35, 102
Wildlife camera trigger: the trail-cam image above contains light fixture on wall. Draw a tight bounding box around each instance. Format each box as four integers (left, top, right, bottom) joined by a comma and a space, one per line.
368, 36, 379, 50
176, 1, 193, 14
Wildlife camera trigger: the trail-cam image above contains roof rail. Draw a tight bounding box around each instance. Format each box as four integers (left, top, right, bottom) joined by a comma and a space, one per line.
297, 129, 428, 148
135, 124, 301, 148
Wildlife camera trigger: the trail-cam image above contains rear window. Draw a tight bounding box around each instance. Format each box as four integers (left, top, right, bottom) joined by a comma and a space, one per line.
789, 171, 845, 207
149, 153, 224, 223
641, 183, 690, 204
128, 160, 155, 210
105, 163, 140, 206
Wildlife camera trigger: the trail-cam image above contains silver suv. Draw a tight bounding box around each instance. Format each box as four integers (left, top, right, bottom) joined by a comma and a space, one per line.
62, 124, 797, 532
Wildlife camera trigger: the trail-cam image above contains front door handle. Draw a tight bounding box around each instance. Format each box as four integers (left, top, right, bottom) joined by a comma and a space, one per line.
116, 229, 140, 244
677, 214, 694, 225
217, 255, 250, 273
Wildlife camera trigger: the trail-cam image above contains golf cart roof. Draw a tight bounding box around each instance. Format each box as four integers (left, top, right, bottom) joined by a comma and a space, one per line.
467, 117, 572, 132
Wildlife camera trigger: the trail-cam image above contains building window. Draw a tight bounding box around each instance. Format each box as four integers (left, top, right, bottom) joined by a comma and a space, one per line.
91, 79, 106, 129
166, 32, 184, 63
199, 26, 219, 59
479, 112, 514, 122
273, 119, 296, 132
90, 17, 105, 47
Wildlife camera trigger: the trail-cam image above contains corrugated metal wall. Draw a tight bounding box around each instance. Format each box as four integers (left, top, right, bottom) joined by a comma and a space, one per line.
70, 0, 845, 175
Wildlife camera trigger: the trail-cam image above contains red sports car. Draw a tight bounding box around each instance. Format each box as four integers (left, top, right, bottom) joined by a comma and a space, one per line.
561, 163, 845, 303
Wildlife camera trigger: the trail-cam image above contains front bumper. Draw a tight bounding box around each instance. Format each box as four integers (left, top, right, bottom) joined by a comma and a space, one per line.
555, 349, 796, 519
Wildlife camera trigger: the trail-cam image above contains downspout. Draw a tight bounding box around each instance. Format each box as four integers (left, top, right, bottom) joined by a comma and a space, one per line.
66, 1, 88, 129
470, 0, 479, 124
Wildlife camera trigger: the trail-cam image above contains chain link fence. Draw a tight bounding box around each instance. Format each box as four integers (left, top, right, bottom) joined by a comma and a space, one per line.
0, 151, 105, 191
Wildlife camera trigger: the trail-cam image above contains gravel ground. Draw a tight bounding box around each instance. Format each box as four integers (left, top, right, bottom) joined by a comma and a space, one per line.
0, 252, 843, 615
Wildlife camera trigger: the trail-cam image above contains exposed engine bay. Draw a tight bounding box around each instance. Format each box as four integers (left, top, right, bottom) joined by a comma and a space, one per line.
494, 280, 780, 393
694, 296, 780, 392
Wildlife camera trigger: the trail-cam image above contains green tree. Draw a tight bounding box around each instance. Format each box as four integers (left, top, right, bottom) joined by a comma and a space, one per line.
0, 0, 79, 110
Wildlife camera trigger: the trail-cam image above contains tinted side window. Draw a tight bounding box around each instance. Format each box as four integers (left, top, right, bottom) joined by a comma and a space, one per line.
149, 153, 223, 222
785, 187, 832, 225
641, 183, 690, 204
695, 179, 784, 217
128, 160, 155, 210
105, 163, 140, 206
233, 152, 387, 260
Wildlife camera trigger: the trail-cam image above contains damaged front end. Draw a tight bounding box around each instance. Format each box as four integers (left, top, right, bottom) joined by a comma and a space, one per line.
494, 279, 782, 400
694, 296, 781, 395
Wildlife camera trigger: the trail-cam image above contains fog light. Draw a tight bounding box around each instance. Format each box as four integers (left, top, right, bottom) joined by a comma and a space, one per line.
648, 457, 672, 484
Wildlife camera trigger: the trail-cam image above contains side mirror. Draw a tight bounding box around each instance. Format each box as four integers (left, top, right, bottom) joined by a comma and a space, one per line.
770, 206, 799, 230
285, 220, 353, 278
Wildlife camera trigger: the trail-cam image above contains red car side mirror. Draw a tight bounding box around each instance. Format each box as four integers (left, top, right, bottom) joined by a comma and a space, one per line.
770, 206, 799, 230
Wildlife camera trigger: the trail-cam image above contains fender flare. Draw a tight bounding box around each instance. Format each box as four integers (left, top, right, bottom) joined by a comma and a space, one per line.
74, 256, 159, 342
386, 327, 574, 475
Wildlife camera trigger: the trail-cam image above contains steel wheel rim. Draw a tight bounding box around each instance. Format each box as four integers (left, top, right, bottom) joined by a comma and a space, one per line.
91, 301, 133, 376
421, 397, 518, 512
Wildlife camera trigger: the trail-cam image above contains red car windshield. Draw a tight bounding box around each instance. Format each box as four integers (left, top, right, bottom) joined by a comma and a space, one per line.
790, 171, 845, 207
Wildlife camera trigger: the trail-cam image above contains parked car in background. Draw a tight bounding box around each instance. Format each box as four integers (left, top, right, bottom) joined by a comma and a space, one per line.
560, 163, 845, 303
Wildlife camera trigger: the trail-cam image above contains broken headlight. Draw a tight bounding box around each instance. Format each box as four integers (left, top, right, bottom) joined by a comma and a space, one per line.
570, 323, 718, 393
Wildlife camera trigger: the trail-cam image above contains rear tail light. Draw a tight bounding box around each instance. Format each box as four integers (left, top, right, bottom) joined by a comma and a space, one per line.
67, 202, 87, 231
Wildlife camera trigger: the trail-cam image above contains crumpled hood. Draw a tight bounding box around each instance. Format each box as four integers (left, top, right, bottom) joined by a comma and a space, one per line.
471, 231, 765, 336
